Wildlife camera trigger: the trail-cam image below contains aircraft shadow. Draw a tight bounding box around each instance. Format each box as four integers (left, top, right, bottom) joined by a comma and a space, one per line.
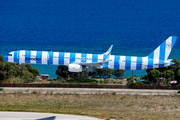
23, 116, 56, 120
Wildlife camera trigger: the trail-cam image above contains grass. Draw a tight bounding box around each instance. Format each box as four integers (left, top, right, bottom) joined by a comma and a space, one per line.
0, 94, 180, 119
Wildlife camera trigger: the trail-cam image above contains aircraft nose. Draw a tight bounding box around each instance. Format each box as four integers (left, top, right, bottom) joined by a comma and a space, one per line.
3, 56, 8, 61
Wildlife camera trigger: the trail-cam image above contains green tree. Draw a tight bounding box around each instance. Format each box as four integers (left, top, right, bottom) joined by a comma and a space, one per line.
25, 64, 40, 77
93, 69, 104, 78
56, 65, 69, 80
176, 69, 180, 82
0, 57, 39, 83
102, 69, 114, 78
163, 70, 174, 79
147, 69, 162, 85
114, 69, 124, 78
69, 69, 89, 79
0, 56, 3, 61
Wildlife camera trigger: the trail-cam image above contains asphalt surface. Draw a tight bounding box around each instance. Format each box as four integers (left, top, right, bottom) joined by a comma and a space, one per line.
0, 87, 179, 96
0, 112, 103, 120
1, 87, 178, 92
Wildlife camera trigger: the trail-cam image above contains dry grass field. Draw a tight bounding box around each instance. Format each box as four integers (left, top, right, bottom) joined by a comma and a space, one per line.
0, 93, 180, 120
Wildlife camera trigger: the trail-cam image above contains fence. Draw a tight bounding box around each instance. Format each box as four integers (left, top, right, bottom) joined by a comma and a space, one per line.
0, 84, 180, 90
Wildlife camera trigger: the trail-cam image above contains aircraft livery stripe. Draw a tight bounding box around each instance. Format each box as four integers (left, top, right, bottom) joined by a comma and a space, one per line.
81, 53, 87, 63
159, 41, 166, 67
25, 51, 31, 64
98, 54, 103, 62
131, 56, 137, 70
92, 54, 98, 63
114, 55, 120, 69
153, 46, 160, 68
36, 51, 42, 64
120, 56, 125, 69
30, 51, 36, 64
59, 52, 64, 65
142, 57, 148, 69
8, 51, 14, 62
64, 52, 70, 65
48, 52, 53, 65
108, 55, 114, 69
165, 37, 172, 61
102, 55, 108, 68
136, 57, 142, 70
42, 51, 48, 64
75, 53, 81, 63
14, 51, 19, 63
86, 54, 92, 63
53, 52, 59, 65
19, 50, 25, 64
125, 56, 131, 70
164, 60, 170, 67
148, 51, 154, 69
70, 53, 76, 64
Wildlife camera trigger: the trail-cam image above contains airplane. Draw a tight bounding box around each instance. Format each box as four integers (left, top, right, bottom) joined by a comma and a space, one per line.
3, 36, 177, 73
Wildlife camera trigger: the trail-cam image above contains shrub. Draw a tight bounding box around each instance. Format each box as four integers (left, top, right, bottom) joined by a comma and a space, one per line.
91, 81, 98, 85
0, 88, 4, 91
99, 79, 103, 84
103, 79, 108, 84
66, 78, 98, 84
111, 92, 116, 95
132, 82, 145, 86
113, 81, 117, 84
118, 81, 122, 84
177, 90, 180, 93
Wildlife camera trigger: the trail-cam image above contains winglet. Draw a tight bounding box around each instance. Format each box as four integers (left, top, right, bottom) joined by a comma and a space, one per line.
103, 44, 113, 55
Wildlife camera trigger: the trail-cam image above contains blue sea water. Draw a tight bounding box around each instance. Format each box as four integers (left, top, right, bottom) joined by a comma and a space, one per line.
0, 0, 180, 78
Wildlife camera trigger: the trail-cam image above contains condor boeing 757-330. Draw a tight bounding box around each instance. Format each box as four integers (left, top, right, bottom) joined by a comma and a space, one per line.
3, 36, 177, 73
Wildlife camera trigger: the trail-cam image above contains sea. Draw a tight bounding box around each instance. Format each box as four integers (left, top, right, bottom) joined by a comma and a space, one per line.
0, 0, 180, 78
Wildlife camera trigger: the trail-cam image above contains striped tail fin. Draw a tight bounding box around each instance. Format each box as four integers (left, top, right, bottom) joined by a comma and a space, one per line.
148, 36, 177, 61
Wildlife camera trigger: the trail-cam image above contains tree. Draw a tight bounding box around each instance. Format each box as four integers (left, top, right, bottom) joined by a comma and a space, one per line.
163, 70, 174, 79
147, 69, 162, 85
102, 69, 114, 78
114, 69, 124, 78
0, 56, 3, 61
0, 57, 39, 83
69, 69, 89, 79
25, 64, 40, 77
93, 69, 104, 78
56, 65, 69, 80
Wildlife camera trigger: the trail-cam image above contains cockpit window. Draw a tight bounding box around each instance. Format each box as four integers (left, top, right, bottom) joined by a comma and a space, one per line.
8, 54, 12, 56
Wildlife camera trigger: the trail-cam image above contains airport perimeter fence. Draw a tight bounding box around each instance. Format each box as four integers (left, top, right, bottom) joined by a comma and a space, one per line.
0, 84, 180, 89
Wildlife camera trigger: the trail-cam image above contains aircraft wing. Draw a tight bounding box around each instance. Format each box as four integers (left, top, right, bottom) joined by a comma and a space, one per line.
71, 54, 111, 71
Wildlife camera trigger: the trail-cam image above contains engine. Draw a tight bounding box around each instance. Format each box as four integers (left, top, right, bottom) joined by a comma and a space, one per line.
68, 64, 86, 72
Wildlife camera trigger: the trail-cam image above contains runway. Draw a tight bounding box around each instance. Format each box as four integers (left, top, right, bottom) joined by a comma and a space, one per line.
0, 87, 179, 96
0, 112, 103, 120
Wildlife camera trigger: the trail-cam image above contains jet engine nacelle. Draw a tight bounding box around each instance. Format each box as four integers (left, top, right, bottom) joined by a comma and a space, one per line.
68, 64, 86, 72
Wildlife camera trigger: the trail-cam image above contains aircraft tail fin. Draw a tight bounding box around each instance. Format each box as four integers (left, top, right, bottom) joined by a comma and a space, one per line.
148, 36, 177, 61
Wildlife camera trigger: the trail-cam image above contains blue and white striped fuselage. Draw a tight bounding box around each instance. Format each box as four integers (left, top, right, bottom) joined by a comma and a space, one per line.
3, 36, 177, 71
3, 50, 173, 70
